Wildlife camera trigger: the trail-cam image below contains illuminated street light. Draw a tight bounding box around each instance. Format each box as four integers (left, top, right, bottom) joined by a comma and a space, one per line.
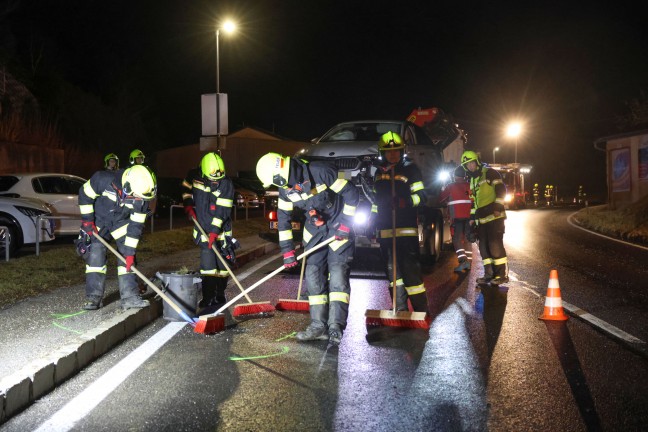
492, 146, 500, 164
505, 121, 523, 164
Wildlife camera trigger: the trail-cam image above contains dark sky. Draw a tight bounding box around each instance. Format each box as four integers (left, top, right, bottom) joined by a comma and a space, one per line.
5, 0, 648, 196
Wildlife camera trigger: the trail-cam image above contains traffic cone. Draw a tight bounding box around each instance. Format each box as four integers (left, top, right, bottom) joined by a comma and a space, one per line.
539, 269, 568, 321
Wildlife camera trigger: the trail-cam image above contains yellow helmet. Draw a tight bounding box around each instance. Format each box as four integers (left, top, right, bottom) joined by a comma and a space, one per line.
256, 152, 290, 188
460, 150, 480, 167
104, 153, 119, 169
122, 165, 157, 200
201, 152, 226, 180
129, 149, 146, 165
379, 131, 405, 152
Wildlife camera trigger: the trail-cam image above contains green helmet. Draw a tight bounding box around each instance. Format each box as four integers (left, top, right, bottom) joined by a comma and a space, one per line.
201, 152, 226, 180
256, 152, 291, 188
104, 153, 119, 169
460, 150, 480, 167
129, 149, 146, 165
122, 165, 157, 200
379, 131, 405, 152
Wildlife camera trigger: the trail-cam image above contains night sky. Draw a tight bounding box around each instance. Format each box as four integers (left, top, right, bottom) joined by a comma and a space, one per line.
4, 1, 648, 197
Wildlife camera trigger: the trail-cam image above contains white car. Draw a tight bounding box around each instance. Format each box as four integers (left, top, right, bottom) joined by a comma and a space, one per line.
0, 196, 55, 257
0, 173, 87, 235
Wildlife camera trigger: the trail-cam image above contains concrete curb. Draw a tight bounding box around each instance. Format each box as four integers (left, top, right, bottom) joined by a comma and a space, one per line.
0, 239, 278, 424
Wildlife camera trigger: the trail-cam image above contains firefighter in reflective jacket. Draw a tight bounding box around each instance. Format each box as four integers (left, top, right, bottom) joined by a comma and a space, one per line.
532, 183, 540, 206
77, 165, 157, 310
182, 153, 235, 307
370, 132, 429, 313
256, 152, 359, 346
439, 165, 473, 272
461, 150, 509, 285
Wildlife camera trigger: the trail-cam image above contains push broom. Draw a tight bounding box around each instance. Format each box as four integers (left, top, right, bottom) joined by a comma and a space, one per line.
93, 234, 198, 326
195, 236, 336, 334
365, 165, 429, 329
191, 217, 275, 317
275, 243, 310, 311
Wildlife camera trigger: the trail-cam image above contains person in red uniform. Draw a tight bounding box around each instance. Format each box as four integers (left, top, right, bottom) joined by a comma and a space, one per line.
439, 166, 473, 272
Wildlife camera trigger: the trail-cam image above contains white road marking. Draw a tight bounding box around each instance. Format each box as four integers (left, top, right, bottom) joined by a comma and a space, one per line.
34, 250, 283, 432
509, 271, 646, 345
567, 211, 648, 251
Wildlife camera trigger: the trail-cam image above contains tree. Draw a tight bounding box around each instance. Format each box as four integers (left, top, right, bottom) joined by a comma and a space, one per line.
616, 90, 648, 131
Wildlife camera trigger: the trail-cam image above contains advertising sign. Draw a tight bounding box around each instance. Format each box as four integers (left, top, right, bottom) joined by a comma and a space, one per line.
611, 148, 631, 192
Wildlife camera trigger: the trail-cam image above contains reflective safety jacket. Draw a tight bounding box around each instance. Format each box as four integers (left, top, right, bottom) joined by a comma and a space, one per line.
182, 168, 234, 240
439, 179, 472, 220
78, 169, 150, 256
277, 159, 359, 252
468, 165, 506, 225
371, 160, 426, 239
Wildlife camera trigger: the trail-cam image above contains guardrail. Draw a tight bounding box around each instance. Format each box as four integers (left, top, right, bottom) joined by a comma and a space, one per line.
0, 225, 9, 262
35, 215, 79, 256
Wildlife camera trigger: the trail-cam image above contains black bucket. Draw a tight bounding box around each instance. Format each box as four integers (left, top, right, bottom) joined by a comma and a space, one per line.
156, 272, 202, 322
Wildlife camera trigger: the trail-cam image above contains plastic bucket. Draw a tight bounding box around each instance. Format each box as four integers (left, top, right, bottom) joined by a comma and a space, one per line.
156, 272, 202, 322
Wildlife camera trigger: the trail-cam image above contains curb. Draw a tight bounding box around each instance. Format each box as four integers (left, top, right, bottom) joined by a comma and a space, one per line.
0, 239, 278, 424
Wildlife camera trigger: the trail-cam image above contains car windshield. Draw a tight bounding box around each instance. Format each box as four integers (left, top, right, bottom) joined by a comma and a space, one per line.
320, 122, 401, 142
0, 176, 19, 192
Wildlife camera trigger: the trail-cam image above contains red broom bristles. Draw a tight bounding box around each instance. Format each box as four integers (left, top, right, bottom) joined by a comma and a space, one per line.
275, 299, 310, 311
232, 301, 276, 317
194, 315, 225, 334
365, 310, 430, 329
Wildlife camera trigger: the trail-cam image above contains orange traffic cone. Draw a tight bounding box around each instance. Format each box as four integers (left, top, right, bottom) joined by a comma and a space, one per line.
539, 269, 568, 321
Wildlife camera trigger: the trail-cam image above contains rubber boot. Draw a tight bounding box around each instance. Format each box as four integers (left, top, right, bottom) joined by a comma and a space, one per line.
83, 297, 103, 310
490, 263, 509, 285
215, 277, 227, 304
476, 265, 493, 284
121, 295, 149, 310
200, 276, 217, 307
328, 324, 343, 346
296, 321, 329, 341
409, 292, 429, 314
389, 283, 409, 311
454, 259, 471, 272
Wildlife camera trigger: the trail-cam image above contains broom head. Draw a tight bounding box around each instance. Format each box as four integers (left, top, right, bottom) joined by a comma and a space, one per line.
194, 314, 225, 334
365, 309, 430, 329
232, 301, 276, 317
275, 299, 310, 312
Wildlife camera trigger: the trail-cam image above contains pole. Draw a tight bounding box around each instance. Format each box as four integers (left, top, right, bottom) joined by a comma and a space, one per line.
515, 138, 518, 164
492, 148, 496, 164
215, 28, 221, 149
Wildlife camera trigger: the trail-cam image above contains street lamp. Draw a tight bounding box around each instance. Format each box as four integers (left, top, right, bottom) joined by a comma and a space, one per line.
505, 121, 523, 164
492, 146, 499, 164
216, 19, 236, 95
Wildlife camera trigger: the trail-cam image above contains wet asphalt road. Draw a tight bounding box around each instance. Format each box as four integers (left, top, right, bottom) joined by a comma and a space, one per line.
3, 208, 648, 431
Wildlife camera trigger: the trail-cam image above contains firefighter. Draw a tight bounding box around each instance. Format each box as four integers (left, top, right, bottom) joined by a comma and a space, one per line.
256, 152, 359, 346
439, 165, 473, 272
104, 153, 119, 171
544, 184, 552, 207
532, 183, 540, 206
182, 153, 235, 308
370, 132, 429, 313
129, 149, 146, 165
461, 150, 509, 285
77, 165, 157, 310
578, 185, 586, 205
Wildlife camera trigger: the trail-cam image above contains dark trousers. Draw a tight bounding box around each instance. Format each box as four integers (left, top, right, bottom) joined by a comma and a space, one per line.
85, 235, 138, 302
477, 218, 507, 278
451, 218, 471, 262
379, 236, 429, 313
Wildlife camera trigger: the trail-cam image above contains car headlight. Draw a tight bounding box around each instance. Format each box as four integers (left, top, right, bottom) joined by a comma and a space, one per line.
504, 194, 513, 203
16, 206, 49, 217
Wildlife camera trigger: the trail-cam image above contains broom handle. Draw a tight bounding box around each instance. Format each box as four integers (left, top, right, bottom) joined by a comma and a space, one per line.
391, 166, 397, 314
204, 236, 336, 318
191, 217, 252, 303
297, 252, 306, 300
93, 233, 196, 323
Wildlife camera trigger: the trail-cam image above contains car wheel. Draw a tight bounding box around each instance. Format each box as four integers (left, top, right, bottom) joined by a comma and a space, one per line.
422, 220, 442, 265
0, 219, 20, 258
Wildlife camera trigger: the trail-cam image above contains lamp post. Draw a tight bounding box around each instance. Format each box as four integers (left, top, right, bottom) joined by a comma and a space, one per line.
505, 122, 523, 164
492, 146, 499, 164
215, 20, 236, 147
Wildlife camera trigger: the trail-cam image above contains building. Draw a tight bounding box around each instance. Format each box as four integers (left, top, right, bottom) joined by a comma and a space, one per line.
594, 129, 648, 209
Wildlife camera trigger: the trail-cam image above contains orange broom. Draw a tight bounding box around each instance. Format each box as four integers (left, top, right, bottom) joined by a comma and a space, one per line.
191, 217, 275, 317
365, 165, 429, 329
275, 247, 310, 311
195, 237, 336, 334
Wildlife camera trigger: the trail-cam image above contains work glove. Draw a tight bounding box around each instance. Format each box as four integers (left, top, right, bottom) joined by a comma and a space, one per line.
208, 232, 219, 250
219, 236, 240, 264
308, 209, 325, 227
283, 250, 298, 269
81, 221, 97, 236
334, 223, 351, 241
184, 205, 197, 221
125, 255, 135, 272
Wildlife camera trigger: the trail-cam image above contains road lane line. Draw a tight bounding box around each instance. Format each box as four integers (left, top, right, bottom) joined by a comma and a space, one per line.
567, 212, 648, 251
34, 251, 283, 432
509, 271, 646, 345
34, 321, 187, 432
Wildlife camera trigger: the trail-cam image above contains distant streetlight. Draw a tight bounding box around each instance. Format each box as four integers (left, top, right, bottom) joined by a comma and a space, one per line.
492, 146, 500, 164
505, 121, 523, 164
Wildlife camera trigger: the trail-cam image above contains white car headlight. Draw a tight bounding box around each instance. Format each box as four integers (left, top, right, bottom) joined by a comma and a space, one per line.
504, 194, 513, 203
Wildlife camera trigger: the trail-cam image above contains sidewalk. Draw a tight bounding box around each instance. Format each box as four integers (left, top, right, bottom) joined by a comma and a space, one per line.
0, 234, 278, 423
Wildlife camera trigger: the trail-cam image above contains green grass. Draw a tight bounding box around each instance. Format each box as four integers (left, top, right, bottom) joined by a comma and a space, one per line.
574, 195, 648, 245
0, 217, 270, 308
